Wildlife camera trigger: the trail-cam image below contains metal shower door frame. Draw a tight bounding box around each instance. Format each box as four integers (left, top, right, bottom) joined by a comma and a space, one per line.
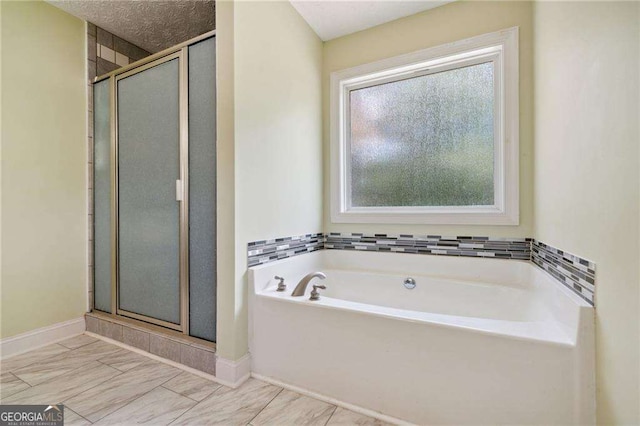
110, 50, 190, 333
93, 30, 215, 336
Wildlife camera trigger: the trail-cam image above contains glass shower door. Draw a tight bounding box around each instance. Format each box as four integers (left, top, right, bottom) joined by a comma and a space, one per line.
93, 33, 216, 341
93, 79, 112, 313
116, 55, 184, 329
188, 37, 217, 342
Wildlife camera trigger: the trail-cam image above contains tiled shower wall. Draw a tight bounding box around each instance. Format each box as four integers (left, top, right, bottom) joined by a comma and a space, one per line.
87, 23, 151, 80
87, 23, 151, 310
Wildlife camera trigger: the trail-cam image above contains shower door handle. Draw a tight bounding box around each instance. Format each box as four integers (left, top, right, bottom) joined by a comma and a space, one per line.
176, 180, 183, 201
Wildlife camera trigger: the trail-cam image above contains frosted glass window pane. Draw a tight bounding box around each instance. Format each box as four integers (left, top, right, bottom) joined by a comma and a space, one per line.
117, 59, 181, 325
93, 80, 111, 313
349, 62, 494, 207
188, 37, 217, 342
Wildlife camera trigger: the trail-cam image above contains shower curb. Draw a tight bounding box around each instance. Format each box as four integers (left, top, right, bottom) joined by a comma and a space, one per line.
85, 312, 216, 375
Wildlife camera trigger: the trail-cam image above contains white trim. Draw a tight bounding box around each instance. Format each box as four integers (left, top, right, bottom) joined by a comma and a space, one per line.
330, 27, 519, 225
0, 317, 86, 360
215, 354, 251, 387
251, 373, 414, 426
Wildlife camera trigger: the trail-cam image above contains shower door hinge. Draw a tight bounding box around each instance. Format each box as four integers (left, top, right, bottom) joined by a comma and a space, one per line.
176, 180, 183, 201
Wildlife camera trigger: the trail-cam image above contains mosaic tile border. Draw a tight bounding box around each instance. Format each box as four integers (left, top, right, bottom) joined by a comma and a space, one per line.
247, 233, 597, 306
532, 240, 596, 306
247, 233, 325, 267
325, 233, 531, 260
246, 233, 531, 266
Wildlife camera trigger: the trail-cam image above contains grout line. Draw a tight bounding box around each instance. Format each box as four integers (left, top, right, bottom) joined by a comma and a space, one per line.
166, 411, 182, 425
58, 339, 98, 351
323, 405, 338, 426
66, 407, 93, 425
166, 413, 182, 425
160, 384, 200, 403
245, 387, 284, 425
0, 372, 32, 400
10, 343, 110, 389
88, 374, 185, 424
160, 381, 216, 404
251, 373, 410, 425
67, 362, 182, 423
15, 371, 62, 388
164, 385, 216, 426
165, 385, 222, 426
7, 371, 30, 388
2, 343, 71, 374
95, 353, 136, 373
56, 375, 124, 410
84, 332, 226, 387
159, 384, 195, 400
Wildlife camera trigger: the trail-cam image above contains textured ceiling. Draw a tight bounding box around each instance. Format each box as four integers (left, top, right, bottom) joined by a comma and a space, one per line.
49, 0, 215, 53
289, 0, 454, 41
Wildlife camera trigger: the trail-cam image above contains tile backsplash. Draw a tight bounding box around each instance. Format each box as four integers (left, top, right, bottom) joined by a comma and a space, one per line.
247, 232, 596, 306
532, 240, 595, 305
247, 233, 324, 267
325, 233, 531, 260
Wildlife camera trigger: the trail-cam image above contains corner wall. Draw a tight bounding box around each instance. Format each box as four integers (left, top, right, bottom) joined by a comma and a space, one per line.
1, 1, 87, 338
322, 1, 534, 237
532, 2, 640, 423
216, 0, 323, 361
215, 0, 238, 362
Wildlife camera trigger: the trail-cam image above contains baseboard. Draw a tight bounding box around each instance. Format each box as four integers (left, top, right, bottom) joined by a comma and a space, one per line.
215, 354, 251, 388
251, 373, 412, 426
0, 317, 86, 360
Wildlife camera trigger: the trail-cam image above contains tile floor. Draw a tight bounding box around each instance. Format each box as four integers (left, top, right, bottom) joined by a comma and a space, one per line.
0, 334, 390, 425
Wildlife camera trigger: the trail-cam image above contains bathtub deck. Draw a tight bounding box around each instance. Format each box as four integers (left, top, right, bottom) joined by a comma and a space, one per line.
0, 334, 389, 425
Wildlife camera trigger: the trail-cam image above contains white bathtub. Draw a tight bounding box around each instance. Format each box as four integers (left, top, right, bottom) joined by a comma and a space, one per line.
248, 250, 594, 425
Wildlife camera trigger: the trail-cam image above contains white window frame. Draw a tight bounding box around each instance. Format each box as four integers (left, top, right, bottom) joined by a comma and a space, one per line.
330, 27, 519, 225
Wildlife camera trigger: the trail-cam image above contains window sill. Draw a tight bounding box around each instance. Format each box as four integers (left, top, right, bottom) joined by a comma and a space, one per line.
331, 207, 519, 225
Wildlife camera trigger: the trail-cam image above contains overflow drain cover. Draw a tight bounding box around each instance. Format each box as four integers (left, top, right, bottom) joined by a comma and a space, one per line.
404, 277, 416, 289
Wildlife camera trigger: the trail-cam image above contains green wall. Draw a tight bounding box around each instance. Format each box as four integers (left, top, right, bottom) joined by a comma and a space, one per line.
1, 0, 87, 338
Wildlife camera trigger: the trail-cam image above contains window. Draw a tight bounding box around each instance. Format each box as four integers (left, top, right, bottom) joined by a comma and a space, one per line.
330, 28, 519, 225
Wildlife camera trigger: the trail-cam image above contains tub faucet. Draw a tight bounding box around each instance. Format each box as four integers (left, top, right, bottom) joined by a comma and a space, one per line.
291, 272, 326, 297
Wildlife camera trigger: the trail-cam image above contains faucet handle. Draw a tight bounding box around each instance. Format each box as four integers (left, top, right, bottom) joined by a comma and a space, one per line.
274, 276, 286, 292
310, 284, 326, 301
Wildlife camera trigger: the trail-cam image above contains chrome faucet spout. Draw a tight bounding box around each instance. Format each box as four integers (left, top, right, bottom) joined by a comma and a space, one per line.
291, 272, 326, 297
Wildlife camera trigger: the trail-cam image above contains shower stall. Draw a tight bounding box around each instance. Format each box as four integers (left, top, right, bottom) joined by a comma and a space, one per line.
92, 32, 216, 343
